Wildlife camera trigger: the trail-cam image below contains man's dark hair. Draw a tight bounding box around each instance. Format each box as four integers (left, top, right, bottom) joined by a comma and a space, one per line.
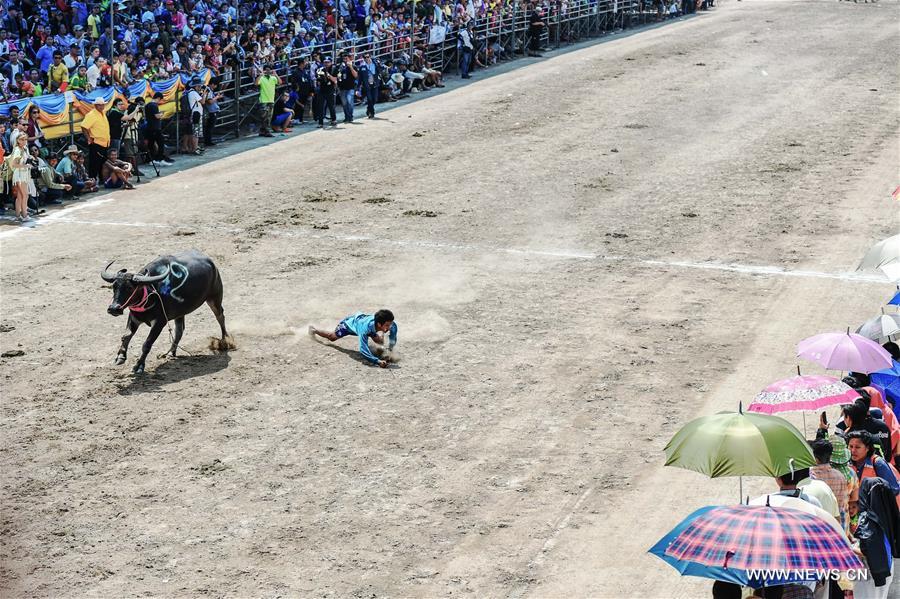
53, 51, 63, 58
847, 430, 877, 455
843, 372, 871, 388
884, 341, 900, 362
810, 438, 833, 464
778, 467, 810, 487
842, 401, 868, 426
712, 580, 742, 599
152, 91, 164, 99
374, 309, 394, 326
856, 388, 871, 409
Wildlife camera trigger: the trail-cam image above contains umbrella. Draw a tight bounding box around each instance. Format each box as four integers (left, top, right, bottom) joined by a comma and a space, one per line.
888, 288, 900, 307
856, 310, 900, 342
857, 234, 900, 276
747, 374, 859, 415
871, 360, 900, 416
649, 506, 801, 588
797, 331, 893, 374
661, 505, 862, 575
664, 409, 815, 479
747, 493, 842, 535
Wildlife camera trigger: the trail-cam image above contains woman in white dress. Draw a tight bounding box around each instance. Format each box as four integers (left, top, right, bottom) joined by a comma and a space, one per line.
8, 133, 36, 222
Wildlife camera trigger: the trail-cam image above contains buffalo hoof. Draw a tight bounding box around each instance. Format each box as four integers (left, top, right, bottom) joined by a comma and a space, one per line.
132, 363, 145, 375
115, 355, 126, 366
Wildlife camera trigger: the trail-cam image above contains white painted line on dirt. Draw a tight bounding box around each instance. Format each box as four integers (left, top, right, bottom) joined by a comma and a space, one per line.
0, 197, 116, 241
14, 216, 890, 285
528, 487, 594, 568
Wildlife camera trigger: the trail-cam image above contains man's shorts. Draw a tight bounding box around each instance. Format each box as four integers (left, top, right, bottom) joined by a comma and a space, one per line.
334, 319, 355, 339
272, 112, 291, 128
104, 177, 124, 189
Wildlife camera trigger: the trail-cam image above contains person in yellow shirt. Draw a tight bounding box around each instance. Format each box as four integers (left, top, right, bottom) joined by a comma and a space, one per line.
87, 6, 102, 40
81, 97, 111, 180
47, 51, 69, 92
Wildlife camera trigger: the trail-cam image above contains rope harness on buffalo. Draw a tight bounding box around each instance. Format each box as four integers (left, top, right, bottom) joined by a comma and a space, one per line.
125, 283, 197, 357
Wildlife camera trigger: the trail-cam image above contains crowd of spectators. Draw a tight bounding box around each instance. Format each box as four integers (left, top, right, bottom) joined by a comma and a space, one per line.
0, 0, 707, 221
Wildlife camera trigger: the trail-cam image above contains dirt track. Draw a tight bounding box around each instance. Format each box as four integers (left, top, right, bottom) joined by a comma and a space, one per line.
1, 1, 899, 596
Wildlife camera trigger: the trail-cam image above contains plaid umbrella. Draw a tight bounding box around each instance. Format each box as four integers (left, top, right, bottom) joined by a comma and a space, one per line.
664, 505, 862, 573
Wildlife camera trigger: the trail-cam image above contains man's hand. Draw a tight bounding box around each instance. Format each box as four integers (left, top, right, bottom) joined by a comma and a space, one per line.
378, 360, 388, 368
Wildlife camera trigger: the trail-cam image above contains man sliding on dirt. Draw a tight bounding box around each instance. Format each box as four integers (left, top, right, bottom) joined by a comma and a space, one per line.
309, 309, 397, 368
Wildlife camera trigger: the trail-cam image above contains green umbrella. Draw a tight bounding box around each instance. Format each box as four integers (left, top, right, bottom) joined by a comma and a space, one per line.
664, 406, 815, 498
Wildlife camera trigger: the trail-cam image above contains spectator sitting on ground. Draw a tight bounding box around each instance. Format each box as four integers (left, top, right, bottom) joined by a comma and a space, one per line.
56, 144, 85, 197
101, 148, 134, 190
72, 151, 98, 194
30, 144, 71, 204
271, 90, 295, 133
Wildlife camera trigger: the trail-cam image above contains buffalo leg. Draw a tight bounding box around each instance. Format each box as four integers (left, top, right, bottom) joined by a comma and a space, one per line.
207, 296, 229, 343
134, 320, 167, 374
166, 317, 185, 357
116, 315, 140, 365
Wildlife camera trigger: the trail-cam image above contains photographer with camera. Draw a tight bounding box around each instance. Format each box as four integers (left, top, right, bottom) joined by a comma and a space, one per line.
203, 79, 224, 147
315, 56, 338, 128
145, 91, 174, 166
179, 77, 206, 155
337, 52, 358, 124
119, 97, 147, 176
107, 98, 140, 155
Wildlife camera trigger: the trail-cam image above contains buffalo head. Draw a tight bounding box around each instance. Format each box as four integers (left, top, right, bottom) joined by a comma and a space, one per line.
101, 260, 170, 316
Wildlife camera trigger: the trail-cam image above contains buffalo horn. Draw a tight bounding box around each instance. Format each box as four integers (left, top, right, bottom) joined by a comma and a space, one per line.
133, 264, 171, 284
100, 260, 118, 282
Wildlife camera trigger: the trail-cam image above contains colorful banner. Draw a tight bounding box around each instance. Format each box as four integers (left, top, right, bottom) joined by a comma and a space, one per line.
0, 69, 212, 141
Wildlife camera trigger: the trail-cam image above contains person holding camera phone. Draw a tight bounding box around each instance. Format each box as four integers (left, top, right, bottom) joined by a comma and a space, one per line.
204, 79, 224, 146
256, 64, 281, 137
8, 133, 37, 221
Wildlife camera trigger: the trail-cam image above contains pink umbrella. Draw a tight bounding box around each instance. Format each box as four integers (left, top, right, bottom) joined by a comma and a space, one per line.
748, 374, 860, 414
797, 331, 893, 374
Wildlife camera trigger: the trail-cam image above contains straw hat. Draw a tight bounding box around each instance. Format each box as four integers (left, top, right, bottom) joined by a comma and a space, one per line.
92, 97, 106, 105
63, 144, 79, 156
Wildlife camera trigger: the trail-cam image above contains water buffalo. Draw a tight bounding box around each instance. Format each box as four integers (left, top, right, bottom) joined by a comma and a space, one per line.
101, 250, 231, 374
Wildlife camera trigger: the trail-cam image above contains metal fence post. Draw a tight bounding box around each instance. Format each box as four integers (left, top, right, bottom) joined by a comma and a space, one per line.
68, 103, 75, 145
234, 64, 241, 139
174, 89, 180, 154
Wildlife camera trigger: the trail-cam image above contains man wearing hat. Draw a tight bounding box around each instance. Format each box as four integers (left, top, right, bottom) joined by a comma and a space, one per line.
81, 97, 111, 180
56, 145, 85, 196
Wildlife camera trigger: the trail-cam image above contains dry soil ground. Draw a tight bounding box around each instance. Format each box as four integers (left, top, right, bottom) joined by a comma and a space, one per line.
1, 1, 899, 597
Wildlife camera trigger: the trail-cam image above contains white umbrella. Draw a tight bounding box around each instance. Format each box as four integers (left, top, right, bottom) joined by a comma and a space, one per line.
857, 234, 900, 277
856, 309, 900, 342
747, 493, 843, 536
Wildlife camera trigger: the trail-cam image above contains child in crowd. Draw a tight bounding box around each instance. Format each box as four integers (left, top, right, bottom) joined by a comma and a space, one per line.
309, 309, 397, 368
